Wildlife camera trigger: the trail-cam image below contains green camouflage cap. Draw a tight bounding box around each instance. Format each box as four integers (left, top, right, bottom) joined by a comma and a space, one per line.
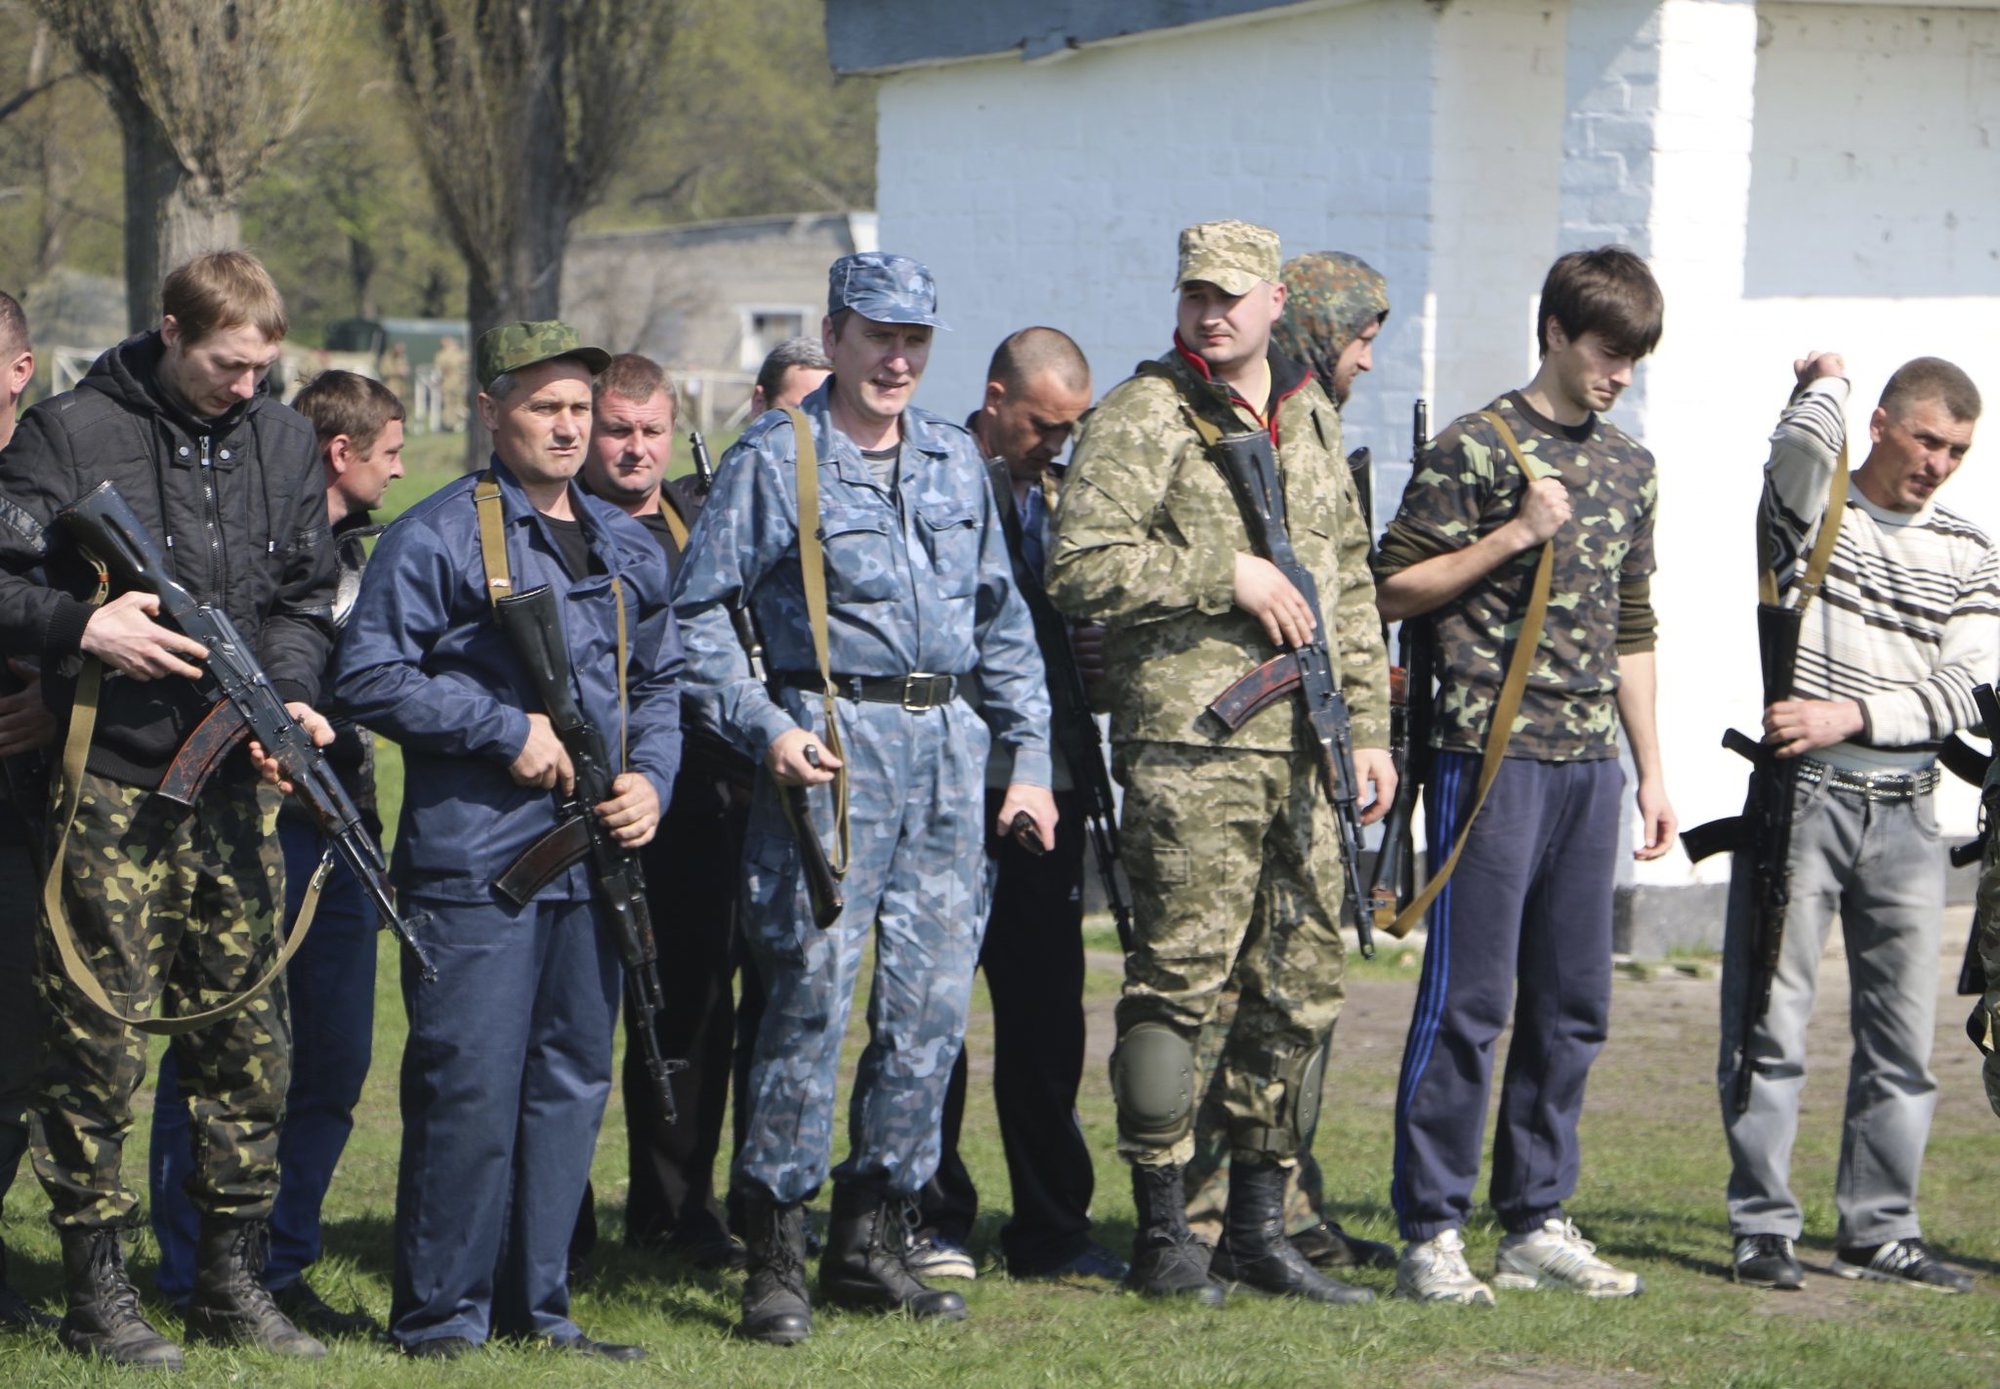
474, 320, 612, 389
1175, 220, 1281, 296
1274, 252, 1390, 399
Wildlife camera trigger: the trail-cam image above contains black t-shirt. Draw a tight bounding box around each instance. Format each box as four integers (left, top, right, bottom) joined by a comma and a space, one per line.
541, 513, 595, 581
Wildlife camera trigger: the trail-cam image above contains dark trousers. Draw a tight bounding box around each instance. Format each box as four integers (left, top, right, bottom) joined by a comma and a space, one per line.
923, 786, 1096, 1273
621, 767, 750, 1249
1390, 752, 1620, 1242
391, 895, 619, 1351
151, 818, 377, 1299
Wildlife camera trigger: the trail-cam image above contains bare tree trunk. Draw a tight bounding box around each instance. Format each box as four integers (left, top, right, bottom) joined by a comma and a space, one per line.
114, 94, 178, 334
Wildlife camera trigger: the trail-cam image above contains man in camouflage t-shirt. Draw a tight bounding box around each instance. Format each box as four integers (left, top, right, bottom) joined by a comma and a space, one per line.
1049, 221, 1393, 1309
1373, 247, 1677, 1305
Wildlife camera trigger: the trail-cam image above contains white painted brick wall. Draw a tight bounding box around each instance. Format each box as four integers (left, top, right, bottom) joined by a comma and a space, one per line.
869, 0, 2000, 866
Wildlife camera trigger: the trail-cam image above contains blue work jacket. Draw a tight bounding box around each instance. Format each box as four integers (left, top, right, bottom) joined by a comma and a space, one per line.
333, 458, 683, 903
671, 382, 1051, 785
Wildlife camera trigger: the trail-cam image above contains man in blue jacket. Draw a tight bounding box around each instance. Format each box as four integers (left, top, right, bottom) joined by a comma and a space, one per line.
334, 321, 683, 1361
673, 253, 1054, 1345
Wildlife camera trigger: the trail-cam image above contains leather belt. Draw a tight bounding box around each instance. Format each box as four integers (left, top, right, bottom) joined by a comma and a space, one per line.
1796, 757, 1939, 803
776, 671, 958, 712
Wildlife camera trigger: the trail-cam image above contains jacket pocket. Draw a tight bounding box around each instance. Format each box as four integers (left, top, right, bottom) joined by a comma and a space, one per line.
819, 508, 897, 604
917, 505, 980, 599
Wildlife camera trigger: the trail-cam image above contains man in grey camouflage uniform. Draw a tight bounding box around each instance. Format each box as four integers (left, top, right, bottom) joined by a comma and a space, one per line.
1048, 221, 1393, 1308
1185, 251, 1399, 1276
1375, 246, 1674, 1305
672, 252, 1054, 1344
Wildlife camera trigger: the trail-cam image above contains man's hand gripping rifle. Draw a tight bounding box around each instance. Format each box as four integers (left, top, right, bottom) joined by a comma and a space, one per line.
490, 584, 686, 1123
57, 480, 437, 981
1201, 431, 1379, 959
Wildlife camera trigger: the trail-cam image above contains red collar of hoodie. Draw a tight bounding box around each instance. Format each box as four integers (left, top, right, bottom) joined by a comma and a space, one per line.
1170, 332, 1312, 446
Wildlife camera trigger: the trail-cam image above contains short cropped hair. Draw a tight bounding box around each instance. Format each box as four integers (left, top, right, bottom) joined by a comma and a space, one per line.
986, 326, 1089, 395
595, 352, 676, 411
756, 336, 832, 403
0, 291, 28, 359
161, 251, 288, 346
1880, 357, 1982, 424
1536, 246, 1663, 360
294, 370, 405, 455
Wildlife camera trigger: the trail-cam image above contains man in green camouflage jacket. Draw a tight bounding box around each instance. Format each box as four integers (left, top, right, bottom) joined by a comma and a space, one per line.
1048, 220, 1392, 1309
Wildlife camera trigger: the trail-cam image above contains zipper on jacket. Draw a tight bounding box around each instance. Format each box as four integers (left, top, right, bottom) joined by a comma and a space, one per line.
199, 434, 227, 600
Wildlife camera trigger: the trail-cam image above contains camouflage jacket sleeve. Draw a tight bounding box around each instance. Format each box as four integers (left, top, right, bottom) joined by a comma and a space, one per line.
1974, 764, 2000, 1114
1045, 373, 1238, 626
1317, 404, 1392, 750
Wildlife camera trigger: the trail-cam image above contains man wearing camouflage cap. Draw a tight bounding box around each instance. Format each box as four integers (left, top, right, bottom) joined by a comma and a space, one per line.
1048, 221, 1394, 1308
673, 252, 1054, 1343
1184, 250, 1398, 1274
334, 320, 684, 1360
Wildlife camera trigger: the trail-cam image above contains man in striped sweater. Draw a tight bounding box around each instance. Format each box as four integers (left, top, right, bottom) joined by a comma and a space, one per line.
1722, 352, 1998, 1294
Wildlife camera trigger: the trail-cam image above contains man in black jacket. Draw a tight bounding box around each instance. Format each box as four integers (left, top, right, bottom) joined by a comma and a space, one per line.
0, 251, 337, 1368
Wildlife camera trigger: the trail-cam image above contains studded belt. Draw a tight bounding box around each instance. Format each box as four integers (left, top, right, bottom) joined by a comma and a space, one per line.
1795, 758, 1939, 803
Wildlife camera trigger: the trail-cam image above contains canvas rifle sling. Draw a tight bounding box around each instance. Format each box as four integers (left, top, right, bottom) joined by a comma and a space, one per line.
1383, 411, 1554, 939
783, 408, 851, 877
42, 557, 325, 1035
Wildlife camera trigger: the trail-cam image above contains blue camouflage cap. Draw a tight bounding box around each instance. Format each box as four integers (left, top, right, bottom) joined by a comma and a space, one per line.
827, 252, 951, 331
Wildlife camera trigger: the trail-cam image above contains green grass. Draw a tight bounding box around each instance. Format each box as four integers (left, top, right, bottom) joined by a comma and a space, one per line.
3, 908, 1997, 1387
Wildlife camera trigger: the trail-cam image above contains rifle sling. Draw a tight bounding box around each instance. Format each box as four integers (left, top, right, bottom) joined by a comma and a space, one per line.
782, 408, 851, 878
1383, 410, 1554, 940
42, 654, 325, 1036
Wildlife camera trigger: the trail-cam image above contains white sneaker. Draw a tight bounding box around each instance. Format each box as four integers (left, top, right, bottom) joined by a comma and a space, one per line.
1394, 1228, 1495, 1306
1494, 1218, 1642, 1298
905, 1231, 977, 1280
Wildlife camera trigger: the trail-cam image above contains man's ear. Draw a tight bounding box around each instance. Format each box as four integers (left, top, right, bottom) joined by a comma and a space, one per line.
324, 433, 357, 476
982, 379, 1008, 414
1869, 405, 1890, 446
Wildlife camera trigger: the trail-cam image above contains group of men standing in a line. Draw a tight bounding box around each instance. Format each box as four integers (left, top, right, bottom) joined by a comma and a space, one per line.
0, 218, 1989, 1368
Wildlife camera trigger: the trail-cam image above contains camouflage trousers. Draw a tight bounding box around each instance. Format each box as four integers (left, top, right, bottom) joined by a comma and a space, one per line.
32, 768, 289, 1228
1113, 741, 1346, 1169
1184, 984, 1330, 1243
735, 696, 991, 1204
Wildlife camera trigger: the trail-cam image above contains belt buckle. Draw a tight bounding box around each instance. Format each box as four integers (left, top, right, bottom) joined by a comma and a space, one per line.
903, 672, 941, 712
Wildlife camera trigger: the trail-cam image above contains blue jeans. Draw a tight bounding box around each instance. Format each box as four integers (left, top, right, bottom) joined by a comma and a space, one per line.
150, 817, 377, 1298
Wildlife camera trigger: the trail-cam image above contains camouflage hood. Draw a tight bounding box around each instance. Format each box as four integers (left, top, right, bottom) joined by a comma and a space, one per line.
1273, 253, 1389, 405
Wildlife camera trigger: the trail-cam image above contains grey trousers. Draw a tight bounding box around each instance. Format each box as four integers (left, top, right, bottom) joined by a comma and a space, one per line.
1717, 772, 1943, 1247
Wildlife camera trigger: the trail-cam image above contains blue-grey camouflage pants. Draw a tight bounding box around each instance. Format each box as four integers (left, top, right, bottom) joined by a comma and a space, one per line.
735, 694, 991, 1204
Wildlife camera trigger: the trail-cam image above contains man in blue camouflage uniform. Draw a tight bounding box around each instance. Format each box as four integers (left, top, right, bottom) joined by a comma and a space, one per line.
672, 252, 1055, 1344
335, 321, 682, 1361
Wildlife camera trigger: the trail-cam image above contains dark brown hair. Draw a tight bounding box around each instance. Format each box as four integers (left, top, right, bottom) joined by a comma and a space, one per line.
1536, 246, 1663, 359
294, 369, 404, 455
594, 352, 676, 411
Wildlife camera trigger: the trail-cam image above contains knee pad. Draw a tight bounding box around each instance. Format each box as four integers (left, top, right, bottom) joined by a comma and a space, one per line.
1110, 1021, 1197, 1149
1281, 1040, 1328, 1153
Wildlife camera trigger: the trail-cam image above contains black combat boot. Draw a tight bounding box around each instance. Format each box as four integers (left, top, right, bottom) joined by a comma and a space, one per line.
818, 1185, 966, 1321
186, 1217, 326, 1358
1122, 1162, 1225, 1307
1211, 1161, 1373, 1304
737, 1195, 812, 1345
55, 1227, 183, 1369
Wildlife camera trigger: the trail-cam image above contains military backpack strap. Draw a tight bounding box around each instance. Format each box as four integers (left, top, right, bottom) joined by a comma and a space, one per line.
1384, 409, 1554, 939
474, 474, 512, 607
40, 556, 324, 1036
783, 407, 851, 877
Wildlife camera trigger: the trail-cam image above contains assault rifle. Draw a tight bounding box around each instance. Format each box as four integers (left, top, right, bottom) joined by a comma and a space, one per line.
1366, 400, 1431, 930
56, 481, 437, 982
689, 430, 716, 492
1682, 599, 1814, 1114
1042, 576, 1135, 953
1944, 683, 2000, 996
490, 584, 684, 1122
1202, 430, 1376, 959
